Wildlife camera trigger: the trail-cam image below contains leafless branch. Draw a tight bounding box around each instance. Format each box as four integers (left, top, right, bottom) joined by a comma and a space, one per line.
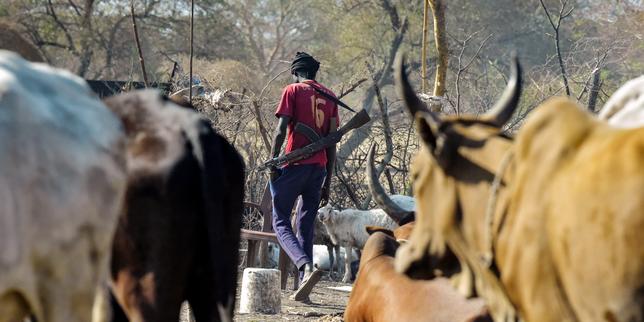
130, 0, 149, 87
540, 0, 574, 96
337, 78, 368, 99
455, 32, 492, 115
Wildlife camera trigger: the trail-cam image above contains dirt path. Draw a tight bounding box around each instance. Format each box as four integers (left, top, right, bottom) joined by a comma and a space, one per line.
180, 273, 349, 322
234, 273, 349, 322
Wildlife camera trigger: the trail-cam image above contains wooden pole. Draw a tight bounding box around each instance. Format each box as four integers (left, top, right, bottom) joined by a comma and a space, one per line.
428, 0, 447, 98
130, 0, 149, 88
421, 0, 429, 93
189, 0, 194, 104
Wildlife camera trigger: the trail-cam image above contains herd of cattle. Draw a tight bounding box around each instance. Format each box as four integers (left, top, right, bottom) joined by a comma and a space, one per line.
0, 50, 244, 322
0, 47, 642, 322
342, 56, 644, 322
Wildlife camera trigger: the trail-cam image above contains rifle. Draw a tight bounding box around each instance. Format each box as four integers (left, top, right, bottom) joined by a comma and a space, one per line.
259, 109, 371, 170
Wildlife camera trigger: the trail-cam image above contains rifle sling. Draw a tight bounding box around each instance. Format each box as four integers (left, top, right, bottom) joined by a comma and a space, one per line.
306, 83, 356, 113
294, 122, 321, 144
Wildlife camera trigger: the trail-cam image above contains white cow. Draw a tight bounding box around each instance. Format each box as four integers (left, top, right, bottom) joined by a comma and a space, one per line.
0, 50, 126, 322
598, 75, 644, 128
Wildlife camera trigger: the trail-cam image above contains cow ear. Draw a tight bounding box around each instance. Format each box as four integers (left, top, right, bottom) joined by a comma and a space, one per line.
415, 111, 440, 151
366, 225, 395, 237
416, 112, 455, 168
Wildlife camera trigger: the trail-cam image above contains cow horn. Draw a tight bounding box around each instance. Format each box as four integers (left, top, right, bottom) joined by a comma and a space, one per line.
395, 53, 439, 123
480, 54, 522, 128
367, 143, 412, 225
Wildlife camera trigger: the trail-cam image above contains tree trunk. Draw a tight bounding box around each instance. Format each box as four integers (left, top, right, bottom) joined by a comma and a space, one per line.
336, 18, 407, 161
77, 0, 95, 77
587, 68, 602, 113
421, 0, 430, 93
428, 0, 448, 100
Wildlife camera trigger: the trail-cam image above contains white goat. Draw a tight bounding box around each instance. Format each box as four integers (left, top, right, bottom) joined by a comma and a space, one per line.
313, 215, 342, 277
317, 204, 398, 283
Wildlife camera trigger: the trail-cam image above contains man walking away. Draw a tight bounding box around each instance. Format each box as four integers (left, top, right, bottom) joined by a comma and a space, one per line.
269, 52, 338, 302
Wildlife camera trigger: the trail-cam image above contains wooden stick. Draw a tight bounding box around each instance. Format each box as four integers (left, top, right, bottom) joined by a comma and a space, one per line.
421, 0, 430, 92
428, 0, 447, 99
130, 0, 149, 88
189, 0, 194, 104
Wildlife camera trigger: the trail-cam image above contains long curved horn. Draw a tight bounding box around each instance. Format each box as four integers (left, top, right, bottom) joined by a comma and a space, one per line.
395, 53, 438, 122
367, 143, 412, 225
480, 54, 522, 128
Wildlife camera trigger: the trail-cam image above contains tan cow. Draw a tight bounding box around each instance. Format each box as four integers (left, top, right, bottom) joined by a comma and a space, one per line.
393, 52, 644, 322
344, 145, 491, 322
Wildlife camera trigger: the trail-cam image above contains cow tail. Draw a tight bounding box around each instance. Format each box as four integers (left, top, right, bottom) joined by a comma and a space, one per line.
195, 120, 245, 322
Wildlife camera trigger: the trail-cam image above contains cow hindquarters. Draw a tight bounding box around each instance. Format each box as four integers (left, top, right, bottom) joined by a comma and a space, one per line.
109, 149, 201, 322
195, 126, 245, 322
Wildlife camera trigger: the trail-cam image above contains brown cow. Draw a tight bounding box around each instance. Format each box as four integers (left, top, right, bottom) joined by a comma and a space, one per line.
102, 90, 245, 322
344, 144, 490, 322
393, 52, 644, 322
344, 228, 491, 322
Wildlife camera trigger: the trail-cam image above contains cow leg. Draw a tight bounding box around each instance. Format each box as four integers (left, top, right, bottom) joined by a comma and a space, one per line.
106, 288, 129, 322
187, 283, 218, 322
342, 246, 353, 283
0, 291, 32, 322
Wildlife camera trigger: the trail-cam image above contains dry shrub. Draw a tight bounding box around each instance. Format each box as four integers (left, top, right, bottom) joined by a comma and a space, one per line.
0, 21, 44, 62
174, 55, 263, 93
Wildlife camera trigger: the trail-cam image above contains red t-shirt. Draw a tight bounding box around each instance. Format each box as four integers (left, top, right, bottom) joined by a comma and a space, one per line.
275, 80, 340, 167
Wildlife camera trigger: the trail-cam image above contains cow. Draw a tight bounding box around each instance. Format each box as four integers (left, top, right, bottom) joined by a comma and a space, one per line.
0, 50, 126, 322
366, 143, 416, 227
344, 229, 491, 322
393, 52, 644, 322
101, 90, 245, 322
317, 144, 417, 283
598, 75, 644, 128
344, 141, 494, 322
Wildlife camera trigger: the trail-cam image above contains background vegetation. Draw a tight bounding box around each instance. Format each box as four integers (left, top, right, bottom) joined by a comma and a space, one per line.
2, 0, 643, 211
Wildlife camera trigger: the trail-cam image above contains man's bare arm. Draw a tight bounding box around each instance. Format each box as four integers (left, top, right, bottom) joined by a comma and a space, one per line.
320, 117, 337, 204
269, 116, 290, 181
271, 116, 291, 159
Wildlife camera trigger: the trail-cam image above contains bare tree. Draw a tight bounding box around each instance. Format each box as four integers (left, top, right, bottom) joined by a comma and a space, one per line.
453, 32, 492, 115
336, 0, 408, 162
540, 0, 574, 96
130, 0, 149, 87
428, 0, 448, 100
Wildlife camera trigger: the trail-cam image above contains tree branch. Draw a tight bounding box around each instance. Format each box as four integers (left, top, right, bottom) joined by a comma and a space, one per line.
130, 0, 149, 87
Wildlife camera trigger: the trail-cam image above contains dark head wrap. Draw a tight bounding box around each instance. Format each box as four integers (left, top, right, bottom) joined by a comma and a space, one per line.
290, 52, 320, 74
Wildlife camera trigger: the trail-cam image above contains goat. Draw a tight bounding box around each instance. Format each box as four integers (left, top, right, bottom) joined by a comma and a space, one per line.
317, 204, 398, 283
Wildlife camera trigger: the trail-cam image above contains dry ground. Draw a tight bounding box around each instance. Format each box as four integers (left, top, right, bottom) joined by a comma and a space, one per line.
180, 272, 349, 322
234, 272, 348, 322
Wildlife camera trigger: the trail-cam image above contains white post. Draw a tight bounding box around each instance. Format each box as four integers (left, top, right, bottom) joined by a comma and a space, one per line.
238, 268, 281, 314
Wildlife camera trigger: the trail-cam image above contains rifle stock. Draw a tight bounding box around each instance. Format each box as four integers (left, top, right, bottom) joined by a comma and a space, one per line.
260, 109, 370, 170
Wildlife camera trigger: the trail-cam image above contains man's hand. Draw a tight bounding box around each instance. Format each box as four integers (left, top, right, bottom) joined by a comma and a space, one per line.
270, 166, 281, 182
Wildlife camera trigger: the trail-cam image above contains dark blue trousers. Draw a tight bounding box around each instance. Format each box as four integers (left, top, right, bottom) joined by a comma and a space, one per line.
270, 164, 326, 271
